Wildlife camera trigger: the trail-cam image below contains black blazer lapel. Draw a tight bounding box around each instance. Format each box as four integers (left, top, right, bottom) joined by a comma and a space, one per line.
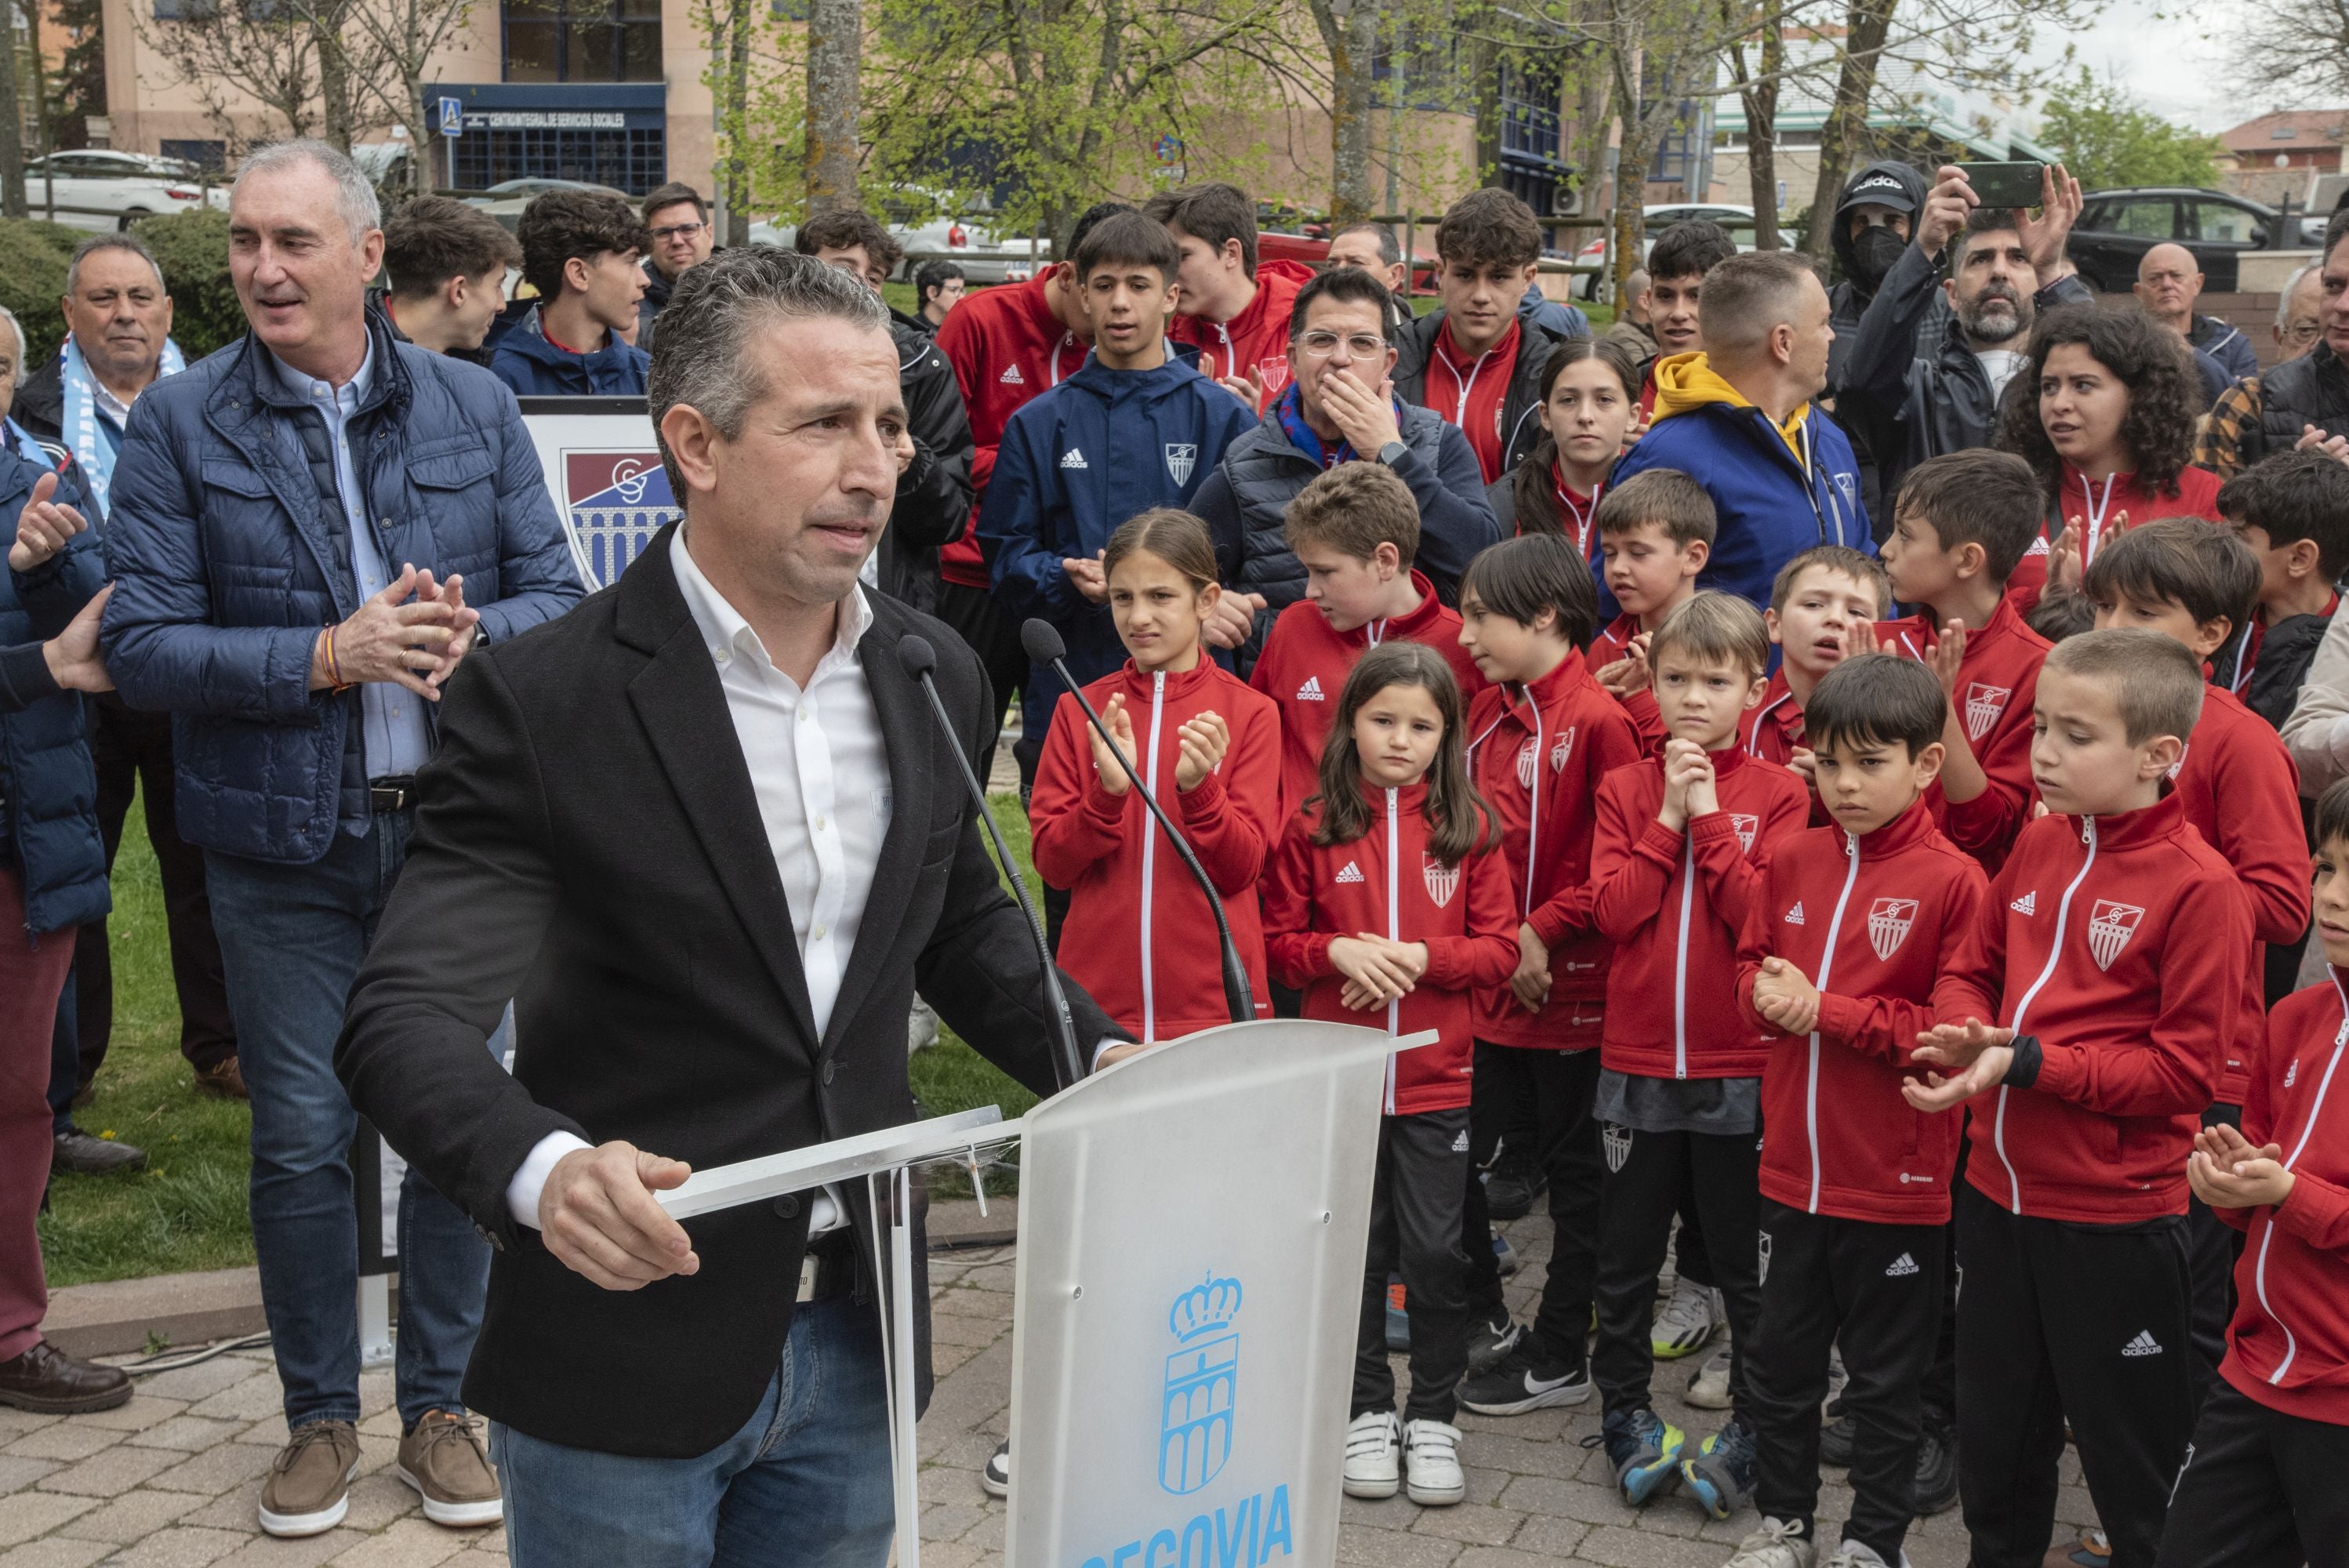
823, 600, 935, 1054
618, 532, 822, 1061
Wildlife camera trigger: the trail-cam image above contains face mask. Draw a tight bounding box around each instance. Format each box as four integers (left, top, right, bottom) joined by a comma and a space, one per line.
1850, 224, 1908, 289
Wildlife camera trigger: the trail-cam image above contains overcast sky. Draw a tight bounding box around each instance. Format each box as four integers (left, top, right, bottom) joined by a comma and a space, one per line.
2037, 2, 2242, 132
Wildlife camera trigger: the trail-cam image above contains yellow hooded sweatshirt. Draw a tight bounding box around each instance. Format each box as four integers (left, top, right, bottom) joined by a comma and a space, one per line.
1649, 351, 1810, 462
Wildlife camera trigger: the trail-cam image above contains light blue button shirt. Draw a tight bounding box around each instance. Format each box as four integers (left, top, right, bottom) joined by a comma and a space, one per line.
267, 343, 432, 782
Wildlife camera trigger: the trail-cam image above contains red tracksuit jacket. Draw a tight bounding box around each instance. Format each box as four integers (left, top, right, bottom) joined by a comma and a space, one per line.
1425, 318, 1522, 482
1167, 260, 1315, 404
1029, 659, 1280, 1043
1262, 783, 1519, 1114
2218, 971, 2349, 1427
2003, 464, 2226, 615
1742, 668, 1806, 768
1589, 748, 1811, 1080
1590, 612, 1666, 753
1933, 797, 2253, 1225
2167, 681, 2309, 1107
1875, 595, 2052, 869
1462, 651, 1646, 1049
1735, 800, 1989, 1225
931, 274, 1088, 586
1247, 574, 1485, 820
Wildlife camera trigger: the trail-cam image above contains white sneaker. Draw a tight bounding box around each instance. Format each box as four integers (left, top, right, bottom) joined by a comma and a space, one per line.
1686, 1341, 1734, 1410
1723, 1516, 1817, 1567
1654, 1278, 1721, 1359
980, 1439, 1009, 1498
1825, 1342, 1849, 1405
908, 997, 940, 1055
1400, 1418, 1465, 1506
1342, 1410, 1400, 1499
1822, 1542, 1910, 1568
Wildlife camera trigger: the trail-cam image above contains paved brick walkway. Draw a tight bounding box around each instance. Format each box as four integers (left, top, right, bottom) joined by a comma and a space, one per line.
1, 1218, 2100, 1566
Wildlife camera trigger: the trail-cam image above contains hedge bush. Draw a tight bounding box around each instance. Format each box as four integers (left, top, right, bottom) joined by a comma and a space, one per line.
131, 209, 243, 361
0, 220, 86, 370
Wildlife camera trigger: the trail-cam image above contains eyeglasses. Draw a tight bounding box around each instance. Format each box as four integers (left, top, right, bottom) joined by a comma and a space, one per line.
649, 221, 706, 243
1297, 330, 1387, 358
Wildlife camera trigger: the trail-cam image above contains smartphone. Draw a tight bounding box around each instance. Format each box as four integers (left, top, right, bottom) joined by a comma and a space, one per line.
1956, 161, 2047, 209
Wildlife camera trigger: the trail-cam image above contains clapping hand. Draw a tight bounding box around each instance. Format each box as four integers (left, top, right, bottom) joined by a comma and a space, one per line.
1202, 590, 1265, 651
314, 564, 467, 699
1062, 550, 1109, 604
1750, 956, 1821, 1036
1903, 1018, 2016, 1112
7, 471, 87, 572
2187, 1122, 2295, 1210
1597, 633, 1653, 699
2295, 424, 2349, 465
1087, 691, 1138, 795
1174, 710, 1230, 792
1926, 619, 1967, 698
412, 569, 481, 691
41, 583, 113, 693
1214, 368, 1265, 410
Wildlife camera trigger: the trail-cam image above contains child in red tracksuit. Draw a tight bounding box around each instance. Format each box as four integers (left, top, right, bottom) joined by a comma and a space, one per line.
1262, 640, 1516, 1512
1748, 545, 1889, 777
1447, 535, 1643, 1418
1874, 450, 2057, 872
1589, 470, 1712, 753
1251, 463, 1485, 822
1728, 655, 1988, 1568
1028, 510, 1279, 1051
1911, 628, 2254, 1568
2158, 775, 2349, 1567
2082, 520, 2311, 1395
1584, 592, 1810, 1520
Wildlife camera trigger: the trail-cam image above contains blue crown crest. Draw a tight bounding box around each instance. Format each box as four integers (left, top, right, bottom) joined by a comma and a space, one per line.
1169, 1275, 1243, 1341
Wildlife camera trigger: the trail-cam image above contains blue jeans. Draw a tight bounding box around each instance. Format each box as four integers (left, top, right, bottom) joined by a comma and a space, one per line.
491, 1295, 895, 1568
205, 812, 490, 1431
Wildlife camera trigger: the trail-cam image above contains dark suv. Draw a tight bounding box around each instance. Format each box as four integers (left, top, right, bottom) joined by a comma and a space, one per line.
2067, 187, 2326, 293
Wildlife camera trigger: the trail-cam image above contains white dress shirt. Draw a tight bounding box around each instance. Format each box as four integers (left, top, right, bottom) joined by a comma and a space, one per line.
505, 526, 891, 1230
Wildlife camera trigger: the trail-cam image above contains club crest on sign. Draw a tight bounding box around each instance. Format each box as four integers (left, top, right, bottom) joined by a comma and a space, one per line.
1164, 443, 1198, 485
1552, 727, 1574, 772
561, 451, 679, 590
1423, 855, 1460, 908
1160, 1274, 1240, 1494
1516, 739, 1538, 790
1963, 682, 2010, 742
2086, 899, 2146, 971
1867, 898, 1919, 960
1730, 814, 1759, 852
1603, 1123, 1632, 1172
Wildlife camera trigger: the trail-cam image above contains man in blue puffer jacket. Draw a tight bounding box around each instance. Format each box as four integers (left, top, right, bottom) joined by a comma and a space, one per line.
977, 210, 1253, 788
1607, 250, 1872, 618
99, 141, 582, 1541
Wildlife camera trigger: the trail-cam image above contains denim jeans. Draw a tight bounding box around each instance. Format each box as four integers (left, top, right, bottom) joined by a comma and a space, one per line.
205, 812, 490, 1432
490, 1295, 895, 1567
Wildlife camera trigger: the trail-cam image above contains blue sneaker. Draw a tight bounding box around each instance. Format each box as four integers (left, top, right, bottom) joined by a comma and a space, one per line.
1681, 1416, 1759, 1520
1493, 1232, 1520, 1279
1600, 1406, 1683, 1506
1384, 1276, 1409, 1352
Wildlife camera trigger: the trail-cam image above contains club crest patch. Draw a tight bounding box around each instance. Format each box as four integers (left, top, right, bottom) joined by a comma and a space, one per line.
1868, 898, 1919, 960
1164, 443, 1197, 484
1963, 682, 2010, 742
1423, 856, 1460, 909
1516, 739, 1538, 791
1552, 727, 1574, 772
1730, 814, 1759, 852
2087, 900, 2146, 971
1603, 1123, 1632, 1172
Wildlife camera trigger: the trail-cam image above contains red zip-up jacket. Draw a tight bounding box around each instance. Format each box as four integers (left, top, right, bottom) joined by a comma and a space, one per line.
1590, 748, 1811, 1080
1167, 260, 1315, 405
1933, 797, 2253, 1224
1742, 667, 1806, 768
1590, 612, 1666, 753
1262, 783, 1519, 1114
2168, 682, 2310, 1106
931, 274, 1087, 586
1875, 596, 2052, 869
1426, 318, 1523, 482
1247, 575, 1486, 820
1735, 801, 1989, 1225
1463, 651, 1646, 1049
2004, 464, 2226, 615
1029, 659, 1280, 1043
2217, 971, 2349, 1427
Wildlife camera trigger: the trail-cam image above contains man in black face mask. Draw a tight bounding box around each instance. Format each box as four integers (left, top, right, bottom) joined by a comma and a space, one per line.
1822, 161, 1946, 530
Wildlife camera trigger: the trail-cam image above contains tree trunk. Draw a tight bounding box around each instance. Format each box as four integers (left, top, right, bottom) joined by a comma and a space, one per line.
724, 0, 750, 244
0, 7, 26, 221
804, 0, 862, 214
1612, 93, 1661, 299
1319, 0, 1377, 224
1737, 0, 1782, 249
1799, 0, 1896, 258
1567, 45, 1610, 246
1470, 28, 1501, 181
314, 12, 353, 152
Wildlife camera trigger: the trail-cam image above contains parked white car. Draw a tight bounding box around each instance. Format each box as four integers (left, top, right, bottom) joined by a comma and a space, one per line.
750, 193, 1051, 285
20, 151, 227, 233
1573, 203, 1759, 298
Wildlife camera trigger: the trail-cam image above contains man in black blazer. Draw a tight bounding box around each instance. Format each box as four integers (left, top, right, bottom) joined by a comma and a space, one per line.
336, 247, 1126, 1565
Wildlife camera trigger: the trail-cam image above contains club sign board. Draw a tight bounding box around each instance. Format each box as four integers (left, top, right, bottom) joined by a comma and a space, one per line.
517, 397, 678, 591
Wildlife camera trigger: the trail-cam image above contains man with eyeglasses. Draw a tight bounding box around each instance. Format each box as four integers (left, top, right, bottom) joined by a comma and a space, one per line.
1191, 266, 1499, 673
636, 182, 716, 351
2198, 257, 2342, 480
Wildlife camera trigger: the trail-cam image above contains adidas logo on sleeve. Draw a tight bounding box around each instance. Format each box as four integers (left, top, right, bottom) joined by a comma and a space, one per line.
1295, 676, 1326, 702
1335, 861, 1365, 885
999, 364, 1026, 385
1784, 902, 1805, 925
2121, 1330, 2163, 1358
2010, 891, 2037, 916
1059, 448, 1089, 470
1884, 1252, 1920, 1277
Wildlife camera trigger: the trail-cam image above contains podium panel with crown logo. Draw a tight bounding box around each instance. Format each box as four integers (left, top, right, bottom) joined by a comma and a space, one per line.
1002, 1019, 1418, 1568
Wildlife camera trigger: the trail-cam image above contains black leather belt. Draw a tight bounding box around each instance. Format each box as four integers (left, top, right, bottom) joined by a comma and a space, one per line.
798, 1230, 855, 1302
369, 775, 418, 814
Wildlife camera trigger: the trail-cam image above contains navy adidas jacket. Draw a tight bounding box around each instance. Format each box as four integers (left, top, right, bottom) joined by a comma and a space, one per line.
976, 353, 1252, 740
1605, 352, 1872, 618
489, 305, 649, 397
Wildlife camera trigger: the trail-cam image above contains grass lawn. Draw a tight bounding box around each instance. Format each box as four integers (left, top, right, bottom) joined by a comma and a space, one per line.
38, 787, 1046, 1284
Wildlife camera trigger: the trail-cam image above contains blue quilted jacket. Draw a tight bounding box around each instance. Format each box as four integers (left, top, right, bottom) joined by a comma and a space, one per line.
100, 321, 584, 865
2, 444, 107, 935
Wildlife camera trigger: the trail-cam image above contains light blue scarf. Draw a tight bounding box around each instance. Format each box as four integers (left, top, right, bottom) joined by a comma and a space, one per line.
62, 332, 184, 513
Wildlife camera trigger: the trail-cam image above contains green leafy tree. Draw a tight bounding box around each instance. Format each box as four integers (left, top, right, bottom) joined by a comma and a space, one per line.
53, 0, 104, 151
2040, 67, 2222, 191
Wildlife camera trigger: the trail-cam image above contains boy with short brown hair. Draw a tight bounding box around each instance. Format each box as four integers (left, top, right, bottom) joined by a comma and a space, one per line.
1590, 470, 1715, 751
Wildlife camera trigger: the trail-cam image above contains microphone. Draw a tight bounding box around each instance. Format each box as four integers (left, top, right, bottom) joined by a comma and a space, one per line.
897, 634, 1084, 1091
1018, 619, 1256, 1026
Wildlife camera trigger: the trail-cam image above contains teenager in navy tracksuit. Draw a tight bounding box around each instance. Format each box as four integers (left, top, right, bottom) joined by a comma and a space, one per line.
1605, 253, 1872, 619
977, 211, 1253, 776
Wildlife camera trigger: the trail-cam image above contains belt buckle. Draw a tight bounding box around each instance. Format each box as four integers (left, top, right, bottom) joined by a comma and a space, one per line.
797, 1253, 822, 1302
370, 781, 411, 813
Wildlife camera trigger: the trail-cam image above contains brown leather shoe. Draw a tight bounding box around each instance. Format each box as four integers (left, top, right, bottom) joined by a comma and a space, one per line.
398, 1409, 503, 1527
193, 1058, 248, 1101
0, 1340, 133, 1414
260, 1421, 360, 1538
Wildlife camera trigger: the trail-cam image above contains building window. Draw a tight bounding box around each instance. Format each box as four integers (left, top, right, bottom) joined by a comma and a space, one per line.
160, 139, 227, 172
503, 0, 661, 84
454, 125, 666, 195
